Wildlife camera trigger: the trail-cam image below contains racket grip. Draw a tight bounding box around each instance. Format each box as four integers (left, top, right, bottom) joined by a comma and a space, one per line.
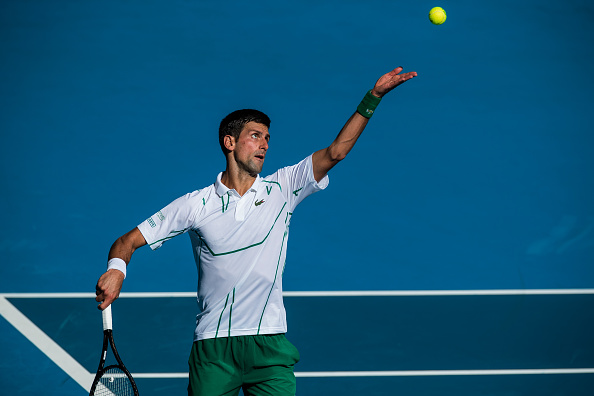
102, 304, 113, 330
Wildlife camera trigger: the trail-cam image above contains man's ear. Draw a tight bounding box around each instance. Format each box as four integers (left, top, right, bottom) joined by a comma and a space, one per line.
223, 135, 235, 152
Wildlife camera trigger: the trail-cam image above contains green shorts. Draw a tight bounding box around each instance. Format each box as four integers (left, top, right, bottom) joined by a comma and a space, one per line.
187, 334, 300, 396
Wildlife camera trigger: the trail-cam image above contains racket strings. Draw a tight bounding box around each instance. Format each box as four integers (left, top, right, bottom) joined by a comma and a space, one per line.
96, 367, 136, 396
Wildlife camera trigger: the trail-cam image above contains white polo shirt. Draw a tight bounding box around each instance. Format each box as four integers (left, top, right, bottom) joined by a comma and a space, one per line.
137, 155, 328, 341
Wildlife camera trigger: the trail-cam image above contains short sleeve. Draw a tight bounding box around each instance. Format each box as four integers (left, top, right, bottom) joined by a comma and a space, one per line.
137, 191, 202, 250
273, 154, 329, 211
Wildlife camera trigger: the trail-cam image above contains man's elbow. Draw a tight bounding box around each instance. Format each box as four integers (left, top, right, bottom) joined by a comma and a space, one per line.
112, 235, 128, 249
113, 228, 146, 252
327, 145, 348, 163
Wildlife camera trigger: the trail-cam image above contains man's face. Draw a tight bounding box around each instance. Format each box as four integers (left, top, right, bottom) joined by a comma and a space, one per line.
231, 121, 270, 177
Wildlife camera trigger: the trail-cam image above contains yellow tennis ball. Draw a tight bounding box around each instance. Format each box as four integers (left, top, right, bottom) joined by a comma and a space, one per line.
429, 7, 447, 25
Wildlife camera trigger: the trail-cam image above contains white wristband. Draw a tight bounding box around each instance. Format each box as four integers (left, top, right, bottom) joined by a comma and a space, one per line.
107, 258, 127, 279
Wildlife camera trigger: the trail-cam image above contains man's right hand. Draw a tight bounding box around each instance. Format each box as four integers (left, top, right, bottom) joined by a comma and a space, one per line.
95, 269, 125, 310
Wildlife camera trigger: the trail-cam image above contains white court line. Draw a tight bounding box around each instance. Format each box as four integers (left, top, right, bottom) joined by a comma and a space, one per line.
130, 368, 594, 379
283, 289, 594, 297
0, 296, 94, 391
294, 368, 594, 377
2, 289, 594, 298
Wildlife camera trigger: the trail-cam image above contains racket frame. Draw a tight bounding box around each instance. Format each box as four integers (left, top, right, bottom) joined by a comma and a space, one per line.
89, 305, 139, 396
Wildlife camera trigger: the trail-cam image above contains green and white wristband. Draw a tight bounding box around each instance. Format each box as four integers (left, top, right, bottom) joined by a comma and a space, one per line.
107, 258, 127, 278
356, 90, 382, 118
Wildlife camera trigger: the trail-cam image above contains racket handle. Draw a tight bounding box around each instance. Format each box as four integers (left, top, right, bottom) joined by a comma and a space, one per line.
102, 304, 113, 331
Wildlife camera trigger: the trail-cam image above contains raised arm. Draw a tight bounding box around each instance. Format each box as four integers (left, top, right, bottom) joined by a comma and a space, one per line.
312, 66, 417, 182
95, 227, 147, 310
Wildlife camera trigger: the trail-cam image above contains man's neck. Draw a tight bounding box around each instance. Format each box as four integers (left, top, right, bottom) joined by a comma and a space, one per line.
220, 167, 257, 197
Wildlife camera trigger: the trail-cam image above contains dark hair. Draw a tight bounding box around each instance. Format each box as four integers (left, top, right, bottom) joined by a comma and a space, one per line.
218, 109, 271, 154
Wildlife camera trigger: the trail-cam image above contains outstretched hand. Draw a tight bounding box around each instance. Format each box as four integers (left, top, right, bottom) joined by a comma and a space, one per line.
371, 67, 417, 98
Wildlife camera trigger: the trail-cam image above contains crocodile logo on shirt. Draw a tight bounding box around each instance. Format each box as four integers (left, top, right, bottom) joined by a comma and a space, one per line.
255, 199, 265, 206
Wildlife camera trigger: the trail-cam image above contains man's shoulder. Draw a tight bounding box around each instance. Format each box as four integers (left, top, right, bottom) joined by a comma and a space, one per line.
174, 184, 216, 205
262, 155, 311, 180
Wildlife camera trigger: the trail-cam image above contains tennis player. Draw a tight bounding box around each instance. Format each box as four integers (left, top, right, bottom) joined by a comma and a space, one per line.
95, 66, 417, 396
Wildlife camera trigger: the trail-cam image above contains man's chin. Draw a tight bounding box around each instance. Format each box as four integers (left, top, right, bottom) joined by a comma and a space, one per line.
239, 159, 263, 177
253, 161, 264, 174
248, 164, 263, 177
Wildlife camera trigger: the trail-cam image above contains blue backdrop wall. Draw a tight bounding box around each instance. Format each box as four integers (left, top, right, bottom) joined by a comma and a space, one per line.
1, 0, 593, 293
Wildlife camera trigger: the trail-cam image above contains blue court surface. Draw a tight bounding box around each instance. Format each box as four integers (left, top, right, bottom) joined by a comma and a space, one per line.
1, 0, 594, 395
1, 291, 594, 395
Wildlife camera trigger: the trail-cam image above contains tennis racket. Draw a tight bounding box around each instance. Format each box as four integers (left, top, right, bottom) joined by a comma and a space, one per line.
89, 305, 139, 396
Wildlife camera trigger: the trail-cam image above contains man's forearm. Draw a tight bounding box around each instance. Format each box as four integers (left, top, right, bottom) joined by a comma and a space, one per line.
108, 237, 135, 264
107, 227, 147, 264
326, 111, 369, 163
96, 227, 146, 310
312, 111, 369, 182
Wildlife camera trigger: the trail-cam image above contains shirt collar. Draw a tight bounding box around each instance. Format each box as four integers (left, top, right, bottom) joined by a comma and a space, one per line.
215, 172, 261, 198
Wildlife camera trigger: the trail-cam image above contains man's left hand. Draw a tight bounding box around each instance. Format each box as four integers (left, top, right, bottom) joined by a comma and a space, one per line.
371, 66, 417, 98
